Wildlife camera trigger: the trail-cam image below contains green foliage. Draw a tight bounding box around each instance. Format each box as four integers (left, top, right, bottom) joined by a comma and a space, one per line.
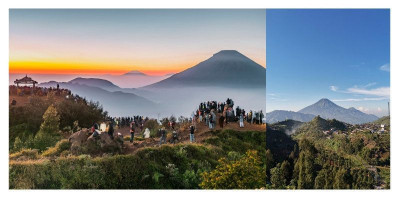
10, 130, 266, 189
204, 129, 266, 156
200, 150, 265, 189
270, 163, 286, 189
10, 149, 40, 161
371, 116, 390, 126
143, 119, 160, 138
10, 144, 220, 189
13, 137, 24, 152
42, 139, 71, 157
33, 105, 61, 152
9, 94, 107, 152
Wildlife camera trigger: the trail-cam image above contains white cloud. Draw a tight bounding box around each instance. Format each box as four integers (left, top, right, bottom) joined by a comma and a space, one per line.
363, 82, 377, 88
329, 85, 338, 91
332, 97, 387, 102
380, 63, 390, 72
357, 107, 369, 112
347, 87, 390, 98
377, 107, 382, 112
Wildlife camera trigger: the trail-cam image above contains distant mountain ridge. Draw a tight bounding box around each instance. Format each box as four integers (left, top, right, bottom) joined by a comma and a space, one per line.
267, 98, 379, 124
33, 49, 266, 117
39, 80, 157, 117
371, 116, 390, 125
265, 110, 315, 123
69, 77, 120, 90
123, 70, 147, 76
144, 50, 266, 89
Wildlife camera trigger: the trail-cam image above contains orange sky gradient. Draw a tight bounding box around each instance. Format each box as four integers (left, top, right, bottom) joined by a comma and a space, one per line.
9, 60, 198, 76
10, 10, 266, 76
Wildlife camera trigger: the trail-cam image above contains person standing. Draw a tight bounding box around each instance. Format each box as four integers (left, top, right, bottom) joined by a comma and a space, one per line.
219, 115, 224, 129
172, 130, 178, 144
239, 113, 244, 128
260, 111, 264, 124
190, 125, 195, 143
211, 111, 216, 129
159, 127, 167, 145
108, 121, 114, 139
130, 122, 135, 143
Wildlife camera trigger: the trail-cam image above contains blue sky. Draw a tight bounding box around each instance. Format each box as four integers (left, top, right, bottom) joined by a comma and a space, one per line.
266, 9, 390, 117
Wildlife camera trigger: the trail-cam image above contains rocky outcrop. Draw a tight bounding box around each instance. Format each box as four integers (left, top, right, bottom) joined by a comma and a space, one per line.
69, 128, 122, 155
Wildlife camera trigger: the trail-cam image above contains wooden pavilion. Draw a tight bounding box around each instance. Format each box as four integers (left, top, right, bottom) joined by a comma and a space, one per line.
14, 75, 38, 88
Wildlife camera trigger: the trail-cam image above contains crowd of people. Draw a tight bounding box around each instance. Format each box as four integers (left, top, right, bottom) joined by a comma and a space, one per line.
192, 98, 265, 130
87, 98, 265, 147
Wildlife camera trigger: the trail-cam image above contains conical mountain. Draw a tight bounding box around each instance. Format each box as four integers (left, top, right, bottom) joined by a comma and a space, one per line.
299, 98, 378, 124
144, 50, 266, 89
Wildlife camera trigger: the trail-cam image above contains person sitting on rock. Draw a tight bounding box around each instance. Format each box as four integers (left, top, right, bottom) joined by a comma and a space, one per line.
171, 130, 178, 144
92, 123, 100, 138
116, 132, 124, 146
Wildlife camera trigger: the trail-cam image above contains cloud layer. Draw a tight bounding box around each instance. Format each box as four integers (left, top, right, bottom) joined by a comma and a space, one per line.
380, 63, 390, 72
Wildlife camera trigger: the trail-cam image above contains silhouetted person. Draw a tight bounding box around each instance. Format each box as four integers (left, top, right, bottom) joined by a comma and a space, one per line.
219, 116, 224, 128
130, 122, 135, 143
108, 121, 114, 139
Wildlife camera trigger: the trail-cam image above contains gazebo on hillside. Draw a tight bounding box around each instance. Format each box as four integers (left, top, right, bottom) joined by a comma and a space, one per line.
14, 75, 38, 88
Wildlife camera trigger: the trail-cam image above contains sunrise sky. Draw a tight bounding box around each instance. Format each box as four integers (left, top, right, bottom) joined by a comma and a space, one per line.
9, 9, 266, 76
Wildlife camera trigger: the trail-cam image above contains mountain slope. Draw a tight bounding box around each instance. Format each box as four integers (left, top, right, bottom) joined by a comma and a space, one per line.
266, 110, 315, 123
298, 98, 379, 124
39, 81, 158, 117
371, 116, 390, 125
294, 116, 348, 138
69, 77, 120, 91
144, 50, 266, 89
269, 119, 305, 135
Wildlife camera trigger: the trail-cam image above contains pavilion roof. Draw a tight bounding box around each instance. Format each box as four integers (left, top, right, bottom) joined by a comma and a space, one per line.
14, 75, 38, 84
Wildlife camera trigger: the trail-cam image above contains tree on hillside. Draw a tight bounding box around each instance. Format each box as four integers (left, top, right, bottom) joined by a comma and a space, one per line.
270, 163, 286, 189
34, 105, 61, 151
333, 168, 351, 189
293, 139, 317, 189
266, 149, 274, 180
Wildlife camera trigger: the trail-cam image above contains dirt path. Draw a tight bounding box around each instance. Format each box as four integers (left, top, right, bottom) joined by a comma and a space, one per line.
115, 117, 266, 155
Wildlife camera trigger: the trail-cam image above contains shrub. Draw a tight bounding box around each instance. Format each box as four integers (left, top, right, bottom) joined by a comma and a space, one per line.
10, 149, 40, 161
13, 137, 24, 152
42, 139, 71, 157
200, 150, 265, 189
9, 130, 266, 189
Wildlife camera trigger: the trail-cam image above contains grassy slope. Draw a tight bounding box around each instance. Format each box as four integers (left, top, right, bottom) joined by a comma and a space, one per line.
9, 129, 266, 189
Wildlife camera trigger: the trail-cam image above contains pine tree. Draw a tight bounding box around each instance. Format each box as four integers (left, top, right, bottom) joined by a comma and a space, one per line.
34, 105, 61, 152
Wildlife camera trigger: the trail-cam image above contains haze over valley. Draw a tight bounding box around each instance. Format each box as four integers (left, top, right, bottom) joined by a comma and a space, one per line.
31, 50, 266, 118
